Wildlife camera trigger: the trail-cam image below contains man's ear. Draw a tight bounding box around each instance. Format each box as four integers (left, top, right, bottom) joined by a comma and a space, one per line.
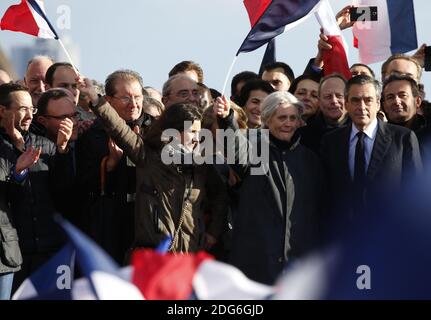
162, 96, 169, 107
0, 105, 6, 117
415, 95, 422, 110
37, 115, 47, 127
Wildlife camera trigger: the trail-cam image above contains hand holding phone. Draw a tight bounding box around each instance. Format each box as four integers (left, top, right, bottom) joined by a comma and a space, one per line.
350, 6, 378, 22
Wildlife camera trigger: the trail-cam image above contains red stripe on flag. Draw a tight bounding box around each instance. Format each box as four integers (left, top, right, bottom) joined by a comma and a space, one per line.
244, 0, 272, 27
353, 36, 359, 49
131, 249, 213, 300
0, 0, 39, 37
323, 35, 352, 80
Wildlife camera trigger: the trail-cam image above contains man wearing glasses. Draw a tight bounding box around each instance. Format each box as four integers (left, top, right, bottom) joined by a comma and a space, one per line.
0, 83, 74, 294
75, 70, 148, 264
162, 74, 201, 109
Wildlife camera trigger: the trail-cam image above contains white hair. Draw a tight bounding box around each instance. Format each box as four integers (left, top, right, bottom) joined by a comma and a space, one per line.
261, 91, 304, 127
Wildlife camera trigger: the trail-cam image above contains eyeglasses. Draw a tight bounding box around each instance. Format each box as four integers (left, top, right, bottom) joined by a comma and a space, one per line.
18, 106, 38, 115
43, 112, 79, 121
112, 95, 144, 105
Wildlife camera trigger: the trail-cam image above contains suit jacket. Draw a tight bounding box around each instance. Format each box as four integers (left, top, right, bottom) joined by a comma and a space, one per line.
320, 119, 423, 225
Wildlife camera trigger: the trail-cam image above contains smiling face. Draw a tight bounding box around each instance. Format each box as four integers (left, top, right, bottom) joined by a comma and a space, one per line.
0, 90, 34, 132
106, 80, 143, 122
244, 89, 269, 128
266, 103, 301, 142
24, 58, 53, 107
319, 77, 346, 124
180, 120, 201, 152
383, 80, 421, 124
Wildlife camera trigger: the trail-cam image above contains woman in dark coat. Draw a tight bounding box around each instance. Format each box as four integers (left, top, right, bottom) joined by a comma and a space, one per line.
215, 91, 325, 285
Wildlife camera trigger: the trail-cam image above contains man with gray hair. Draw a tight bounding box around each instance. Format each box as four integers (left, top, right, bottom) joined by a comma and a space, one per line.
321, 75, 422, 224
162, 74, 200, 108
23, 55, 54, 107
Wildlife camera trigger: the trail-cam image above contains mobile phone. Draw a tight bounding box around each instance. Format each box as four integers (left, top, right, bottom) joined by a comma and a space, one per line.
424, 46, 431, 72
350, 6, 378, 22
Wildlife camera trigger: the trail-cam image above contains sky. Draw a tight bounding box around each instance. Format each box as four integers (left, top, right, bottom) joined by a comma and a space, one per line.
0, 0, 430, 97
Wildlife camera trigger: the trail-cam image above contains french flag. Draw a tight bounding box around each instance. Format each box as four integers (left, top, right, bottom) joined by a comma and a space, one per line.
237, 0, 323, 55
13, 217, 143, 300
131, 249, 274, 300
0, 0, 58, 39
315, 0, 351, 80
352, 0, 418, 64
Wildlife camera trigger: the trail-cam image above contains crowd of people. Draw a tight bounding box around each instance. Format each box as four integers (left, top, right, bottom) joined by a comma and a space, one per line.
0, 9, 430, 300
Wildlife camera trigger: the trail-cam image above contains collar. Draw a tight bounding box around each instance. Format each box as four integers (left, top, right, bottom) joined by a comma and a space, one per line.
350, 118, 378, 142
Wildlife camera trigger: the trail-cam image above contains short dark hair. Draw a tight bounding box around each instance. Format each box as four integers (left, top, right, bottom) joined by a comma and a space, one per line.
230, 71, 259, 99
381, 54, 422, 81
345, 74, 381, 99
144, 103, 202, 149
262, 62, 295, 85
0, 82, 28, 108
37, 89, 71, 116
237, 79, 274, 108
350, 63, 375, 78
288, 74, 321, 95
382, 74, 420, 98
168, 61, 204, 83
45, 62, 74, 86
105, 70, 144, 97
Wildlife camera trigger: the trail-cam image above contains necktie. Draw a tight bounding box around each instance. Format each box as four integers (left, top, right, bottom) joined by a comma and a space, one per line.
354, 131, 366, 185
353, 131, 366, 214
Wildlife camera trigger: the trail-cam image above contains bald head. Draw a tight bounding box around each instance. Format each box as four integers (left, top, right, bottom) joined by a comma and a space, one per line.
0, 70, 11, 85
24, 55, 54, 106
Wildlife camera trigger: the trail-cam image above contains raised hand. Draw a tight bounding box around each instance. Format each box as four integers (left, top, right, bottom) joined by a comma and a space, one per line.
336, 5, 355, 30
213, 96, 231, 119
57, 118, 73, 153
106, 138, 124, 172
412, 43, 427, 68
78, 77, 100, 106
15, 146, 42, 173
0, 109, 25, 151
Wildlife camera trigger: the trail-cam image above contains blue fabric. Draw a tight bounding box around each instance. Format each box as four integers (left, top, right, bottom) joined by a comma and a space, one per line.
387, 0, 417, 54
237, 0, 320, 55
0, 273, 14, 300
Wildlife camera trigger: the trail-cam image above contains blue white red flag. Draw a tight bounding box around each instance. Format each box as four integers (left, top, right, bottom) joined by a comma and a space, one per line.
0, 0, 58, 39
237, 0, 322, 55
352, 0, 418, 64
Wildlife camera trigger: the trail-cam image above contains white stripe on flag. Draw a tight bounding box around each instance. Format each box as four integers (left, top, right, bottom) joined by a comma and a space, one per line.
352, 0, 391, 64
193, 260, 274, 300
27, 0, 57, 39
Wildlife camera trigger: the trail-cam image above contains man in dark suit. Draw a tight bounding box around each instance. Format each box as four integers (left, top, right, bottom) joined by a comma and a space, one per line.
321, 75, 422, 225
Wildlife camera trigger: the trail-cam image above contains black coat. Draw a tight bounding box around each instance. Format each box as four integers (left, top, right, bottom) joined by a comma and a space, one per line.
0, 141, 22, 274
225, 126, 324, 285
0, 130, 73, 254
298, 112, 351, 155
75, 116, 148, 263
320, 120, 423, 226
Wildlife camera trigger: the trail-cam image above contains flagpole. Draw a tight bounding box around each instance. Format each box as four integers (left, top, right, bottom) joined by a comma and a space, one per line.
221, 55, 238, 97
58, 38, 79, 74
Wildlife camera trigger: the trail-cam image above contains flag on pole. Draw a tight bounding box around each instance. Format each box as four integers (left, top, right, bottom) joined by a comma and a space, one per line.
315, 0, 351, 79
352, 0, 418, 64
0, 0, 58, 39
237, 0, 323, 55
